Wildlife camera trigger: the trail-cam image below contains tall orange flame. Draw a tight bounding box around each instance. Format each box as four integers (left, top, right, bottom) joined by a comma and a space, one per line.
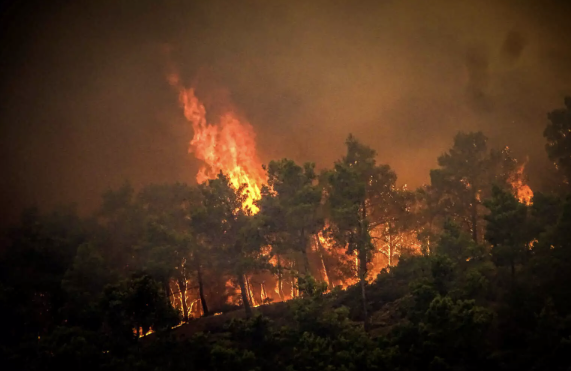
168, 73, 265, 212
509, 163, 534, 205
164, 73, 426, 313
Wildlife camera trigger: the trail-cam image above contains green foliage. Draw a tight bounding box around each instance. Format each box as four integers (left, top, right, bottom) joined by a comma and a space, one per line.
461, 268, 490, 299
210, 345, 258, 371
61, 242, 113, 328
434, 220, 480, 262
421, 296, 492, 363
101, 274, 179, 341
410, 278, 438, 317
529, 192, 562, 238
326, 135, 397, 263
193, 172, 270, 316
296, 274, 328, 298
430, 254, 455, 295
325, 134, 397, 327
36, 326, 104, 371
484, 185, 530, 277
284, 295, 375, 371
428, 132, 523, 243
259, 160, 323, 252
0, 205, 88, 348
544, 96, 571, 186
4, 122, 571, 371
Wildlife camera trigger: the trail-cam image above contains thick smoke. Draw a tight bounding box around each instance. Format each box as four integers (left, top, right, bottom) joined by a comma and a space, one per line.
465, 44, 492, 112
501, 30, 527, 63
1, 0, 570, 226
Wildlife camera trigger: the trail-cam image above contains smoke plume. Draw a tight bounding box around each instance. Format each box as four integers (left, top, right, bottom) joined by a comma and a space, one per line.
1, 0, 570, 226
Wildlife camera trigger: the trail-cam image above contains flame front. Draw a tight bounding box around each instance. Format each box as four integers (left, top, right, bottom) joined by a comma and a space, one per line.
163, 74, 427, 320
169, 73, 265, 212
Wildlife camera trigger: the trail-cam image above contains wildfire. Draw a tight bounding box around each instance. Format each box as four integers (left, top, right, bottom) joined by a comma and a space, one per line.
168, 73, 265, 212
163, 72, 424, 322
509, 163, 534, 205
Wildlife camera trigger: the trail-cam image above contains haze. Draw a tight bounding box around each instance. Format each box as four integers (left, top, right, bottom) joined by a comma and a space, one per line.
1, 0, 570, 225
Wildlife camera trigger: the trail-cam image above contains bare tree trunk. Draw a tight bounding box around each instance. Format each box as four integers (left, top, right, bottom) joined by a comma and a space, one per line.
291, 274, 297, 298
246, 276, 257, 307
359, 247, 369, 331
315, 235, 333, 289
277, 255, 284, 301
388, 227, 393, 266
291, 261, 297, 298
196, 261, 209, 317
237, 273, 252, 317
360, 203, 370, 331
177, 278, 189, 322
428, 216, 435, 255
261, 282, 267, 303
301, 249, 311, 275
301, 228, 311, 274
471, 195, 479, 243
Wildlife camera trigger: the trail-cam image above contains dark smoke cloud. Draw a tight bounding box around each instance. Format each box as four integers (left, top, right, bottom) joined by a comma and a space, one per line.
465, 44, 492, 112
501, 30, 527, 63
1, 0, 571, 226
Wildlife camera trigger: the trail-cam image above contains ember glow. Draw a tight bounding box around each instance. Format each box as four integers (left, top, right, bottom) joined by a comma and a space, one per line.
168, 73, 265, 212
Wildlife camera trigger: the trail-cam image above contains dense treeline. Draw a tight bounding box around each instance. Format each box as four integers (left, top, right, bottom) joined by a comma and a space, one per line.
1, 98, 571, 370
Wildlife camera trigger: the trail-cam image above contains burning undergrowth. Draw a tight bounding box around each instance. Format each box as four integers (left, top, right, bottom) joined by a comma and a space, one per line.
157, 74, 533, 324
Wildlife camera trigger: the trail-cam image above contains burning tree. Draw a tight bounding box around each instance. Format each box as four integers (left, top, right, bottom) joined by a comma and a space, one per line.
324, 134, 397, 329
193, 172, 270, 317
169, 73, 266, 213
257, 159, 325, 297
428, 132, 533, 243
368, 185, 420, 268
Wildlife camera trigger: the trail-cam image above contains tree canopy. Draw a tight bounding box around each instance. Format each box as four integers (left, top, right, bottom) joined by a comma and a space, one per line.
3, 98, 571, 371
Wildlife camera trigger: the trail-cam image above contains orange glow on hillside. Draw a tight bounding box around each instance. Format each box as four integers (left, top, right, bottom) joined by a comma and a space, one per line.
163, 73, 425, 321
168, 73, 265, 212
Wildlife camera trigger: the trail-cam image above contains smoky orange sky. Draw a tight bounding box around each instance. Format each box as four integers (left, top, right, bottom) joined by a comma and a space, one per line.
1, 0, 570, 226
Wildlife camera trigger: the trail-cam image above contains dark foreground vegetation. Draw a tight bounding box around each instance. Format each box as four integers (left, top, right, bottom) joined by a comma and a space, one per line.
1, 98, 571, 370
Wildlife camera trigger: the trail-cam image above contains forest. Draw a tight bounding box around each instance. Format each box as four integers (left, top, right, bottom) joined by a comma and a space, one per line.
1, 96, 571, 371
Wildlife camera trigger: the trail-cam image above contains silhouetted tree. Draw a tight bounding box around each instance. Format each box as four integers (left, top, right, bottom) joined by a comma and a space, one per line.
193, 172, 268, 317
430, 132, 522, 243
544, 96, 571, 187
325, 134, 396, 329
484, 185, 531, 279
1, 205, 88, 343
101, 274, 179, 340
258, 159, 324, 294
